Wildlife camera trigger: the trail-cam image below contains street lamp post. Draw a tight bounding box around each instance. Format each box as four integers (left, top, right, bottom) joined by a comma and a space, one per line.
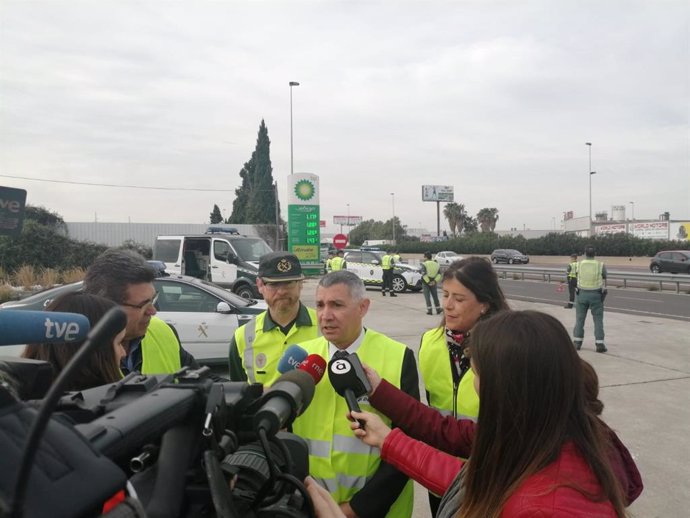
289, 81, 300, 175
629, 201, 635, 221
390, 193, 396, 244
586, 142, 594, 235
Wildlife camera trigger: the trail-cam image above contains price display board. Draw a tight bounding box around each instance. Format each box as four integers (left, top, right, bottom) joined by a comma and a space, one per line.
287, 174, 321, 267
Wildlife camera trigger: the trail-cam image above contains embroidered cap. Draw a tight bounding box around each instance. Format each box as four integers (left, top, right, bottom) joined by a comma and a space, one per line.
258, 252, 305, 282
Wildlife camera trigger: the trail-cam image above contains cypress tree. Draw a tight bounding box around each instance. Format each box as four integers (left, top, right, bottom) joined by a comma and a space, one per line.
210, 204, 223, 224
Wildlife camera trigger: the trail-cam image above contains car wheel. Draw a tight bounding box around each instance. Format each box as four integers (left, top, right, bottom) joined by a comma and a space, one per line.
392, 275, 407, 293
508, 258, 514, 264
491, 257, 498, 264
234, 284, 255, 299
650, 264, 661, 274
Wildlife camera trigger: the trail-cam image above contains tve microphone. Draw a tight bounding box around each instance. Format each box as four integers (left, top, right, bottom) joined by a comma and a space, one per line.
253, 369, 316, 436
299, 354, 327, 384
0, 310, 91, 346
277, 344, 309, 374
328, 353, 372, 429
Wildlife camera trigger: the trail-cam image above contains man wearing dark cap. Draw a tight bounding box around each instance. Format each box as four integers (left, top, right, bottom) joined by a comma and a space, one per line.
228, 252, 319, 386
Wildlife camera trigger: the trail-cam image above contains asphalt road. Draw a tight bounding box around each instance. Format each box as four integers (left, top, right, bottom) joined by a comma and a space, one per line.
498, 279, 690, 322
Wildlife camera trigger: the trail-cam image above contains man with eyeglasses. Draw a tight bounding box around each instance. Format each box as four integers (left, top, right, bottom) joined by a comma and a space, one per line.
83, 249, 199, 375
228, 252, 318, 386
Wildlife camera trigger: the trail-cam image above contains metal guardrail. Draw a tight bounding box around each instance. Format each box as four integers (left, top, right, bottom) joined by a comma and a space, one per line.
493, 265, 690, 294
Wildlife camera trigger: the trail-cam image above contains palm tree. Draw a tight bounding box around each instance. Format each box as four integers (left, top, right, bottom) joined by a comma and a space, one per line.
443, 203, 467, 236
477, 208, 499, 232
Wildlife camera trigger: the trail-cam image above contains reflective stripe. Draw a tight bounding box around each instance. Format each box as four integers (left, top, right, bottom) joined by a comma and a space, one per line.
595, 340, 606, 344
242, 321, 257, 383
333, 434, 378, 455
307, 438, 331, 458
318, 474, 368, 493
336, 473, 368, 492
317, 477, 339, 494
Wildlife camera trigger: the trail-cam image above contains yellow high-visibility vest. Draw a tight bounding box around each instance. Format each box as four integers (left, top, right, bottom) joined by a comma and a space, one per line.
292, 331, 414, 518
140, 317, 183, 374
234, 308, 318, 386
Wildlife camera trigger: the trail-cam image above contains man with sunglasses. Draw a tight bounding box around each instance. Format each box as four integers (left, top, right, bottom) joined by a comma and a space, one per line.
229, 252, 318, 386
83, 249, 199, 375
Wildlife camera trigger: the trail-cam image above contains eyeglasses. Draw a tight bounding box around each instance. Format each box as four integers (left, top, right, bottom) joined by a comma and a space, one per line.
263, 280, 301, 289
121, 292, 159, 310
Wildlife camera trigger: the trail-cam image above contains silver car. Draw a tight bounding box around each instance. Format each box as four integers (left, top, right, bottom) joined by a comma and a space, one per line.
0, 275, 266, 366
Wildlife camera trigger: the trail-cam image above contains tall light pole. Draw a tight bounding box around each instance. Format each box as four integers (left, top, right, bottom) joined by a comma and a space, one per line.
390, 193, 396, 244
586, 142, 594, 235
629, 201, 635, 221
289, 81, 300, 175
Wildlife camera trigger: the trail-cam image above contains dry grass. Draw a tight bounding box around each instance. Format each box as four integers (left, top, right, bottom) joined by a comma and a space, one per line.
0, 283, 16, 303
0, 266, 7, 283
13, 265, 37, 290
38, 268, 59, 289
61, 268, 86, 284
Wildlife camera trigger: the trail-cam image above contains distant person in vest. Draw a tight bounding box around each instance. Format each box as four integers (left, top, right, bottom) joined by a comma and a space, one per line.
292, 271, 419, 518
564, 253, 579, 308
228, 252, 318, 385
331, 250, 346, 271
417, 257, 509, 516
380, 251, 396, 297
83, 249, 199, 375
420, 251, 442, 315
573, 246, 608, 353
326, 250, 335, 273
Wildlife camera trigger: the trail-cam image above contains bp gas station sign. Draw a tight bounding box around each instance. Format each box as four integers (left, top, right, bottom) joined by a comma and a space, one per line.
288, 173, 321, 271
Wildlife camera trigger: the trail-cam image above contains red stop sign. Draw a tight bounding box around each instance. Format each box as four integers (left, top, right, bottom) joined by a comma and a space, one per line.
333, 234, 348, 249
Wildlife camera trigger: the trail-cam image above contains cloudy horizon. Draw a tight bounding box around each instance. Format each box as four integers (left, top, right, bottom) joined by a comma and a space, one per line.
1, 1, 688, 235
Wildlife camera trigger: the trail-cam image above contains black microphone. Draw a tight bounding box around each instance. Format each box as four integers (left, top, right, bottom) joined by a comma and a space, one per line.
327, 353, 371, 429
253, 369, 316, 437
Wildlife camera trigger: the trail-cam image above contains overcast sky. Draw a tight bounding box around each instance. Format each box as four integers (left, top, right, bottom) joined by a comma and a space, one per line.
1, 1, 688, 235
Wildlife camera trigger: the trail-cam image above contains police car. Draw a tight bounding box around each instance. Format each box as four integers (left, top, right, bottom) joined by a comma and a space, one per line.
342, 249, 423, 293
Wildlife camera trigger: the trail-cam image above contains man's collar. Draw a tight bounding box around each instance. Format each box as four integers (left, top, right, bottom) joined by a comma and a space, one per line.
328, 328, 366, 358
263, 302, 313, 332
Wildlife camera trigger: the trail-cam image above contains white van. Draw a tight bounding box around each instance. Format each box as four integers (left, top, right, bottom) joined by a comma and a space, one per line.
154, 232, 273, 299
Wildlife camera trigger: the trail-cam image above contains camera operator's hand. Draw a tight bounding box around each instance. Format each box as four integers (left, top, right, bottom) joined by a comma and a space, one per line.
339, 501, 359, 518
305, 477, 346, 518
349, 410, 391, 448
362, 363, 382, 395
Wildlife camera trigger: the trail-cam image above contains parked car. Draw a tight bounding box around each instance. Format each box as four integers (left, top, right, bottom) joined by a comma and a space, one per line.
433, 251, 463, 267
342, 249, 423, 293
0, 275, 267, 365
649, 250, 690, 274
490, 249, 530, 264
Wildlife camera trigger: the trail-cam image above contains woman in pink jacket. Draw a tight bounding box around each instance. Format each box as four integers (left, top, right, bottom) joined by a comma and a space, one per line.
307, 310, 638, 518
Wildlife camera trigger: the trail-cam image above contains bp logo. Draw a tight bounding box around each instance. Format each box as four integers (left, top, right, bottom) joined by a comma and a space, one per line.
294, 179, 315, 201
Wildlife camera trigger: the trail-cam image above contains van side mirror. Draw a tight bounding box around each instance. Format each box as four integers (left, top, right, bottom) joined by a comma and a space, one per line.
227, 253, 239, 264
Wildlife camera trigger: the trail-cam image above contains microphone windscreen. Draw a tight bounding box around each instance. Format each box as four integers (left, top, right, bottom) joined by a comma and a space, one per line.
271, 368, 316, 410
0, 310, 91, 346
327, 356, 362, 398
299, 354, 327, 384
277, 344, 309, 373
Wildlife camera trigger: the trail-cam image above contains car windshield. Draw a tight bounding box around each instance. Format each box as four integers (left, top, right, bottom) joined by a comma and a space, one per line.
507, 250, 522, 254
228, 238, 272, 262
